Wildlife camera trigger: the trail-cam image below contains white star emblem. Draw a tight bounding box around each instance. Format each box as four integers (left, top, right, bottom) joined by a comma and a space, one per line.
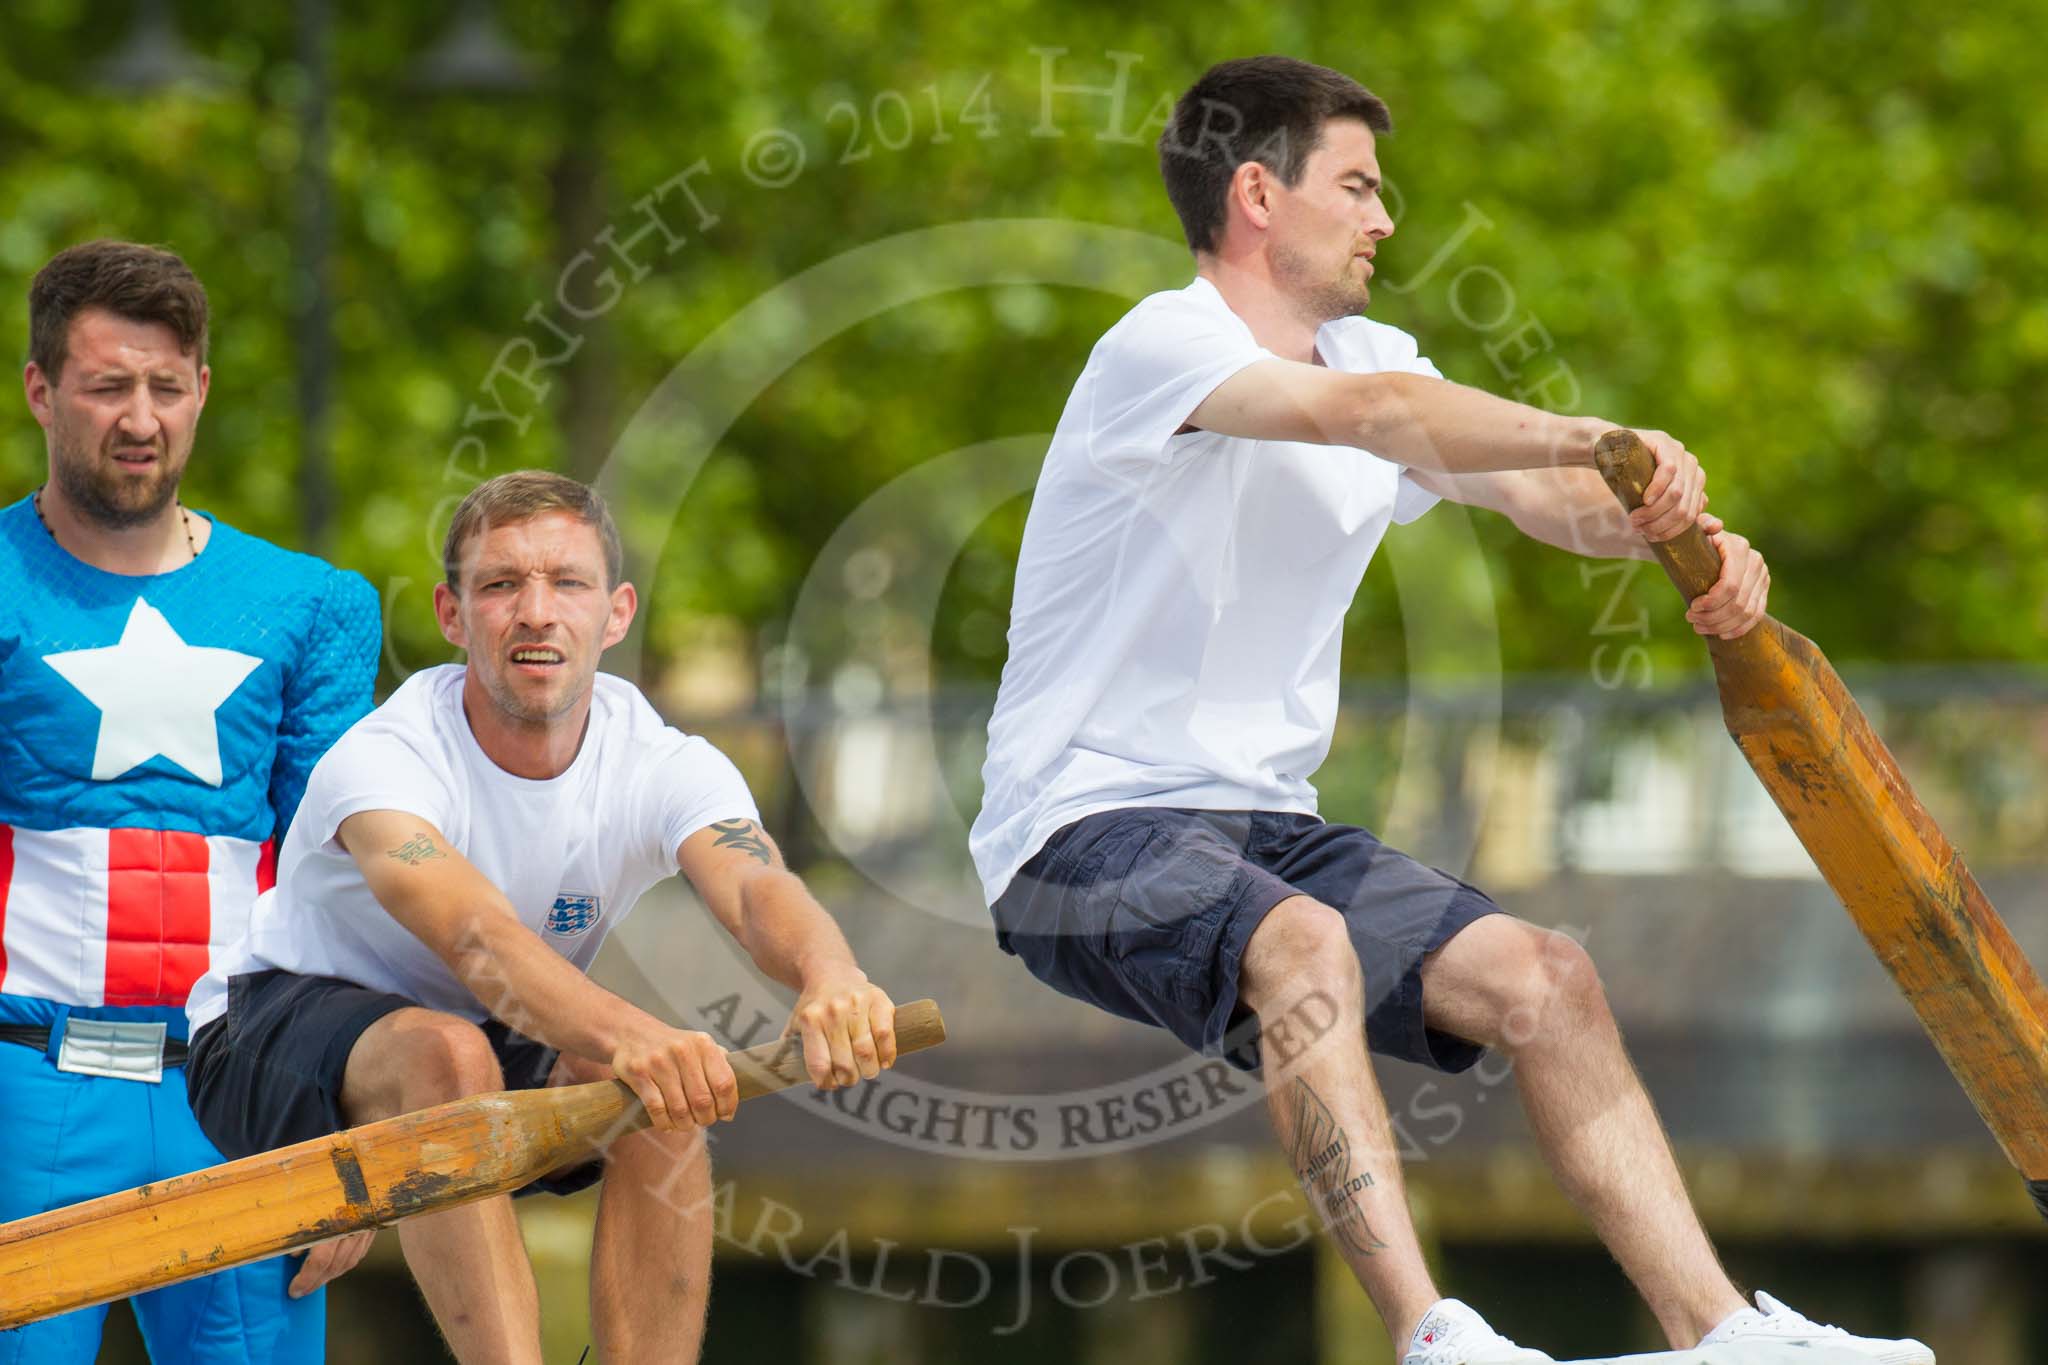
42, 597, 263, 787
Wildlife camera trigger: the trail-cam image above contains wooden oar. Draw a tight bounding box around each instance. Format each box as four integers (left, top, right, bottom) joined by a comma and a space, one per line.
0, 999, 946, 1328
1600, 426, 2048, 1218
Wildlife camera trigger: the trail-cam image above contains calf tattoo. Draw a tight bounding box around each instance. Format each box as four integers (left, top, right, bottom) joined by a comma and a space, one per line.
710, 818, 774, 865
387, 833, 445, 866
1288, 1079, 1389, 1257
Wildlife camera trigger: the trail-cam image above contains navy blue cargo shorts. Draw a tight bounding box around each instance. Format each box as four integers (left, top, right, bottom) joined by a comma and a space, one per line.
991, 808, 1503, 1073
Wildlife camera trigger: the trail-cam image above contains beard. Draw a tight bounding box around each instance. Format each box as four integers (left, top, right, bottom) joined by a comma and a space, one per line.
1272, 243, 1371, 323
477, 656, 592, 729
49, 424, 185, 530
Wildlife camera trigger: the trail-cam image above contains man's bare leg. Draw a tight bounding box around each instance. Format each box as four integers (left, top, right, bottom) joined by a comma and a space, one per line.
1241, 895, 1441, 1348
1420, 915, 1746, 1348
340, 1008, 543, 1365
548, 1055, 716, 1364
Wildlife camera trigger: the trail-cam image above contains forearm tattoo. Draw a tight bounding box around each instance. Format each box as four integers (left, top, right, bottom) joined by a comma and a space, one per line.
1288, 1079, 1389, 1257
710, 818, 774, 865
387, 833, 445, 866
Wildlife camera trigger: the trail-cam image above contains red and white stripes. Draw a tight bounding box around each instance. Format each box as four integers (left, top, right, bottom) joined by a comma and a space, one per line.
0, 824, 273, 1008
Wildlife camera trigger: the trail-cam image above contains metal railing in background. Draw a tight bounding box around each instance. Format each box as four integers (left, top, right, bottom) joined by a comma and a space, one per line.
680, 664, 2048, 891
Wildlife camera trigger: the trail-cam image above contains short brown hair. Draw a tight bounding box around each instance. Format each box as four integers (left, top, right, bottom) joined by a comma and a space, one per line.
1159, 56, 1392, 255
443, 471, 624, 590
28, 240, 210, 382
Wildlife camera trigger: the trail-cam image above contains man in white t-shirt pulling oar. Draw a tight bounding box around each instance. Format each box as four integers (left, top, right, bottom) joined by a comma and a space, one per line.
970, 56, 1930, 1365
182, 471, 905, 1364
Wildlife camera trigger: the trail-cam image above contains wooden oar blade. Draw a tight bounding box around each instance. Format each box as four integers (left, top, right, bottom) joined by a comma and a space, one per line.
1593, 428, 2048, 1215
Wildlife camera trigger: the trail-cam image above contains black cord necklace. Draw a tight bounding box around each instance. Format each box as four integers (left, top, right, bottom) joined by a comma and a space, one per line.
33, 485, 197, 563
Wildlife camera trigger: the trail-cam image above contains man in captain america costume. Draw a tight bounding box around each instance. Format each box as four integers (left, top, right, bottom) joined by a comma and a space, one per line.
0, 240, 379, 1361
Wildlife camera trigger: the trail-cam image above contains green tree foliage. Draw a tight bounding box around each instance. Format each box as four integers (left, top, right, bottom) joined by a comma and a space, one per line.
2, 0, 2042, 697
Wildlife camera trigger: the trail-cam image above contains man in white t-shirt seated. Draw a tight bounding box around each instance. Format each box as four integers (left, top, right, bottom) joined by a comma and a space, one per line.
186, 471, 902, 1364
971, 56, 1929, 1365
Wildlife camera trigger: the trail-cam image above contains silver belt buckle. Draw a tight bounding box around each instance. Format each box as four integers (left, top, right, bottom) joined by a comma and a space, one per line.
56, 1019, 167, 1084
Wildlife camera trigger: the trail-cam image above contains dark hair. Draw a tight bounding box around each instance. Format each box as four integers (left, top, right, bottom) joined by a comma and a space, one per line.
1159, 56, 1392, 255
28, 240, 209, 382
444, 470, 625, 590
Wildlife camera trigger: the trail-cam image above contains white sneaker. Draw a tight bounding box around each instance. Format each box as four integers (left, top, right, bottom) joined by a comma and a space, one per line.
1700, 1290, 1934, 1363
1403, 1298, 1557, 1365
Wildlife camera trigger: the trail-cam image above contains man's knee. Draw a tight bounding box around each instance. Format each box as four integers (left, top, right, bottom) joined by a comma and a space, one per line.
604, 1117, 712, 1214
404, 1014, 506, 1100
1242, 896, 1360, 1017
1515, 926, 1604, 1023
1451, 920, 1608, 1049
347, 1010, 505, 1120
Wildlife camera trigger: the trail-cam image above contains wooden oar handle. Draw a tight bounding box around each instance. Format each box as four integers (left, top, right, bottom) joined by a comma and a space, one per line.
726, 997, 946, 1100
1594, 428, 1725, 601
544, 998, 947, 1144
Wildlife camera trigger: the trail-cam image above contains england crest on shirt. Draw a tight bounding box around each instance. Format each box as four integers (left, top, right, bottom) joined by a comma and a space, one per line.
545, 892, 601, 937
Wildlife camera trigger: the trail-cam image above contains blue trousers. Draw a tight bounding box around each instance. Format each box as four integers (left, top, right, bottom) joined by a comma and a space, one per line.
0, 1035, 325, 1363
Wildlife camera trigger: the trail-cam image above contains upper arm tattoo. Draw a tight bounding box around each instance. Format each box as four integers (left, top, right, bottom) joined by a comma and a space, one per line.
709, 818, 774, 866
386, 833, 446, 866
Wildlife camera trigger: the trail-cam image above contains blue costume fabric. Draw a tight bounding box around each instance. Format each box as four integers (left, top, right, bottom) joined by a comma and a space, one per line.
0, 495, 379, 1362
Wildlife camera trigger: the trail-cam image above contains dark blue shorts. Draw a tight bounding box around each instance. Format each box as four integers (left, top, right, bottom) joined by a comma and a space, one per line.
992, 808, 1503, 1073
188, 969, 601, 1197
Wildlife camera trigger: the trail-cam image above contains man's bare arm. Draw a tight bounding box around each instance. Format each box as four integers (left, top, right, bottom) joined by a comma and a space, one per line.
1405, 467, 1773, 638
1187, 360, 1611, 474
1409, 465, 1660, 558
680, 819, 852, 985
679, 819, 898, 1086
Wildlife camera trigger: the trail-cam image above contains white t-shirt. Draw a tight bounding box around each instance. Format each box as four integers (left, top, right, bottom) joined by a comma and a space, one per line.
969, 276, 1442, 905
187, 665, 758, 1028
